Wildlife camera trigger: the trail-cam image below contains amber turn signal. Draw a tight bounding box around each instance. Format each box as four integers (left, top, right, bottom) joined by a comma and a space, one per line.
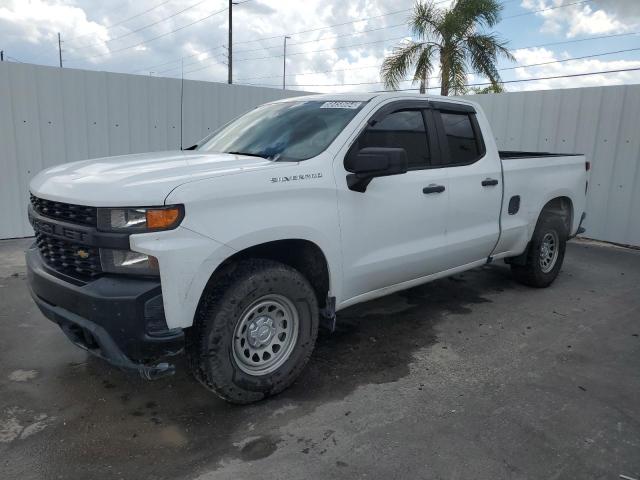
146, 207, 182, 229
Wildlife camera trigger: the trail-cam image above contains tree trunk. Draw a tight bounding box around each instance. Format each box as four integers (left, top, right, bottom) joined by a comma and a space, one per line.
440, 48, 449, 96
419, 71, 426, 94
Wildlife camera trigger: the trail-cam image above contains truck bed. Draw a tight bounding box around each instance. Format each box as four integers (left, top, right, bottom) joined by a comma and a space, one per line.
493, 151, 587, 259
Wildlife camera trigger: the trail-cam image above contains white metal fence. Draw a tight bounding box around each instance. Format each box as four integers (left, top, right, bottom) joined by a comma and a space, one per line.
1, 62, 639, 246
462, 84, 640, 247
0, 62, 304, 239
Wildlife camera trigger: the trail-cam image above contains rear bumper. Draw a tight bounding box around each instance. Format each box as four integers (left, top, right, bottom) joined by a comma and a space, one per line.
26, 246, 184, 379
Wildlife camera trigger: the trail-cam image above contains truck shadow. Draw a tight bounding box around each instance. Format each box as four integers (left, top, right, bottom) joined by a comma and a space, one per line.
287, 263, 516, 401
30, 263, 519, 479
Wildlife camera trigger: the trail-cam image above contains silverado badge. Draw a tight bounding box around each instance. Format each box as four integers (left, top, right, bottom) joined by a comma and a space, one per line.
271, 173, 323, 183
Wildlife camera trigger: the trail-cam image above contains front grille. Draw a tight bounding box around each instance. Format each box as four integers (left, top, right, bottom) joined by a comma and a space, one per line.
35, 232, 102, 278
30, 194, 97, 227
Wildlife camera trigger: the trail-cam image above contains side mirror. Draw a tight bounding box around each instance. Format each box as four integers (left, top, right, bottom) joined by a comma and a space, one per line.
345, 147, 408, 192
182, 144, 198, 151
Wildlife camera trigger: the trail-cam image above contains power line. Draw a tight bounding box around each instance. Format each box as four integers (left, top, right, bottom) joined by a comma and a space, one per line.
501, 0, 590, 19
135, 5, 417, 73
67, 6, 229, 62
232, 0, 524, 56
232, 22, 408, 55
66, 0, 173, 42
502, 46, 640, 72
163, 32, 409, 75
72, 0, 592, 74
105, 0, 174, 29
241, 66, 640, 90
516, 30, 640, 51
388, 66, 640, 92
134, 0, 542, 75
73, 0, 212, 51
182, 35, 409, 75
229, 6, 416, 47
237, 46, 640, 87
155, 23, 407, 75
178, 0, 595, 75
232, 0, 594, 63
233, 30, 640, 82
5, 54, 24, 63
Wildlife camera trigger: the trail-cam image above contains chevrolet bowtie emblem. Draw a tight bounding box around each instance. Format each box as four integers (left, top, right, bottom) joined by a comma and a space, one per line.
76, 249, 90, 259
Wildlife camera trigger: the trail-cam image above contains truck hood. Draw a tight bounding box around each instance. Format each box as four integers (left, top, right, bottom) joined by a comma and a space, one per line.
29, 151, 287, 206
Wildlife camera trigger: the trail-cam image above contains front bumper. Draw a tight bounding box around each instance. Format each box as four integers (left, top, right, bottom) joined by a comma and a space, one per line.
26, 246, 184, 379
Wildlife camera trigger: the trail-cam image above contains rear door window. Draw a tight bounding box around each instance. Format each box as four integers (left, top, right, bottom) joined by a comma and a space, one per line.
439, 112, 482, 165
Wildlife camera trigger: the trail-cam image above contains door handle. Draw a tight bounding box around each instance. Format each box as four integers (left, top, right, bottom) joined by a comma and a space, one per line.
423, 184, 445, 194
481, 178, 499, 187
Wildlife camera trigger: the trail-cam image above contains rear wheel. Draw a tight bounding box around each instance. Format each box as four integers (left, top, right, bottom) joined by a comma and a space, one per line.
187, 259, 318, 404
511, 213, 567, 288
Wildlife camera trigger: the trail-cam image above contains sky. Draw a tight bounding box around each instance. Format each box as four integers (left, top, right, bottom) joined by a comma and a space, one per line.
0, 0, 639, 94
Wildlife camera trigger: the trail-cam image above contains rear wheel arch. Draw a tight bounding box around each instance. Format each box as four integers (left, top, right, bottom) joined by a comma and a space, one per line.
511, 208, 569, 288
539, 196, 573, 236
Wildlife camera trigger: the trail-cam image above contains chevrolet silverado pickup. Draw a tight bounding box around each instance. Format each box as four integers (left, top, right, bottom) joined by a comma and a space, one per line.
26, 92, 588, 403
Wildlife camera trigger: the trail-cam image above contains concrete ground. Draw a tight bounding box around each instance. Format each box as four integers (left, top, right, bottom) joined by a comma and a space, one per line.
0, 238, 639, 480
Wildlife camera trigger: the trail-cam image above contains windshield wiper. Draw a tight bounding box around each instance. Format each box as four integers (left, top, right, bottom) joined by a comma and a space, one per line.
226, 151, 270, 159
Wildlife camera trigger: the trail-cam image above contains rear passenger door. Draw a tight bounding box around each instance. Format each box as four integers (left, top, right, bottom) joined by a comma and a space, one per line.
434, 104, 502, 266
336, 102, 451, 302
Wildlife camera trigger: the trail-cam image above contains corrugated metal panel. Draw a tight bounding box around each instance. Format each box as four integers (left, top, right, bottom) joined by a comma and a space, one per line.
0, 63, 305, 239
2, 62, 638, 246
463, 85, 640, 246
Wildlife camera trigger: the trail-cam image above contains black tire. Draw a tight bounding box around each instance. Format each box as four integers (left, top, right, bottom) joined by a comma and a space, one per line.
511, 213, 568, 288
186, 259, 319, 404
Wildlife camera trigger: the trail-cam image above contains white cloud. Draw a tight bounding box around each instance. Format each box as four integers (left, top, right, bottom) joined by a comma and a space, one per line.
0, 0, 639, 95
521, 0, 636, 38
0, 0, 110, 60
506, 46, 640, 91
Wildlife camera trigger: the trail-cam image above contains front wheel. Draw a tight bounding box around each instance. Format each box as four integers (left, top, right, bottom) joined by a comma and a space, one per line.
187, 259, 319, 404
511, 214, 567, 288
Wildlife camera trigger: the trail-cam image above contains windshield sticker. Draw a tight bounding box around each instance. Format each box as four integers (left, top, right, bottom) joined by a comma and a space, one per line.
320, 101, 362, 109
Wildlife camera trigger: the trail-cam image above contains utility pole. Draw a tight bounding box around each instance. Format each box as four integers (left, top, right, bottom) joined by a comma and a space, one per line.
58, 32, 63, 68
282, 36, 290, 90
227, 0, 233, 84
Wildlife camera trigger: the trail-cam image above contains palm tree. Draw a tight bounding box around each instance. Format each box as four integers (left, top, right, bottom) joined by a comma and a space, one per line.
381, 0, 514, 96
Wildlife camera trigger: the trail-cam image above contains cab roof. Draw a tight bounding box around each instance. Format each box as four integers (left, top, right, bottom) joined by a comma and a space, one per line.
271, 91, 479, 109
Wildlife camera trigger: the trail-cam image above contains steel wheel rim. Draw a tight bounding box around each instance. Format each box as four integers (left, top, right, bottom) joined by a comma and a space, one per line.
539, 231, 559, 273
232, 294, 299, 376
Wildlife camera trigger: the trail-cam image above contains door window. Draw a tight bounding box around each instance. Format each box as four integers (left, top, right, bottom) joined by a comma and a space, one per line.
440, 112, 482, 165
355, 110, 430, 170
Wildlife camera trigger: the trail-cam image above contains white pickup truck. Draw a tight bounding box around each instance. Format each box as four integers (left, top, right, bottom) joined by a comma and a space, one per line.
26, 92, 588, 403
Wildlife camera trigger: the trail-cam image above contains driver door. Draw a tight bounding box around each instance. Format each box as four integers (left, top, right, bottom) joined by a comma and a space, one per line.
335, 102, 451, 303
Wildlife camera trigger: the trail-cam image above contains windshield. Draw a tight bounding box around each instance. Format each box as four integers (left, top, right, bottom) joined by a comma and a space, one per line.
197, 100, 365, 161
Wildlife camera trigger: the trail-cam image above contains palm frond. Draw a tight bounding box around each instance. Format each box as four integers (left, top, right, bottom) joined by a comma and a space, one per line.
380, 0, 514, 96
410, 1, 443, 42
465, 33, 514, 87
380, 41, 428, 90
412, 44, 437, 92
453, 0, 503, 30
442, 0, 503, 43
449, 47, 468, 95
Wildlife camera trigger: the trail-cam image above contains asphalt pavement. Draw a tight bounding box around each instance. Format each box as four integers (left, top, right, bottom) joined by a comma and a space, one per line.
1, 238, 639, 480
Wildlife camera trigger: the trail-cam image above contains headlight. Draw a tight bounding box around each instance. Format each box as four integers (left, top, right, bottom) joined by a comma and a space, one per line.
100, 248, 159, 276
97, 205, 184, 232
